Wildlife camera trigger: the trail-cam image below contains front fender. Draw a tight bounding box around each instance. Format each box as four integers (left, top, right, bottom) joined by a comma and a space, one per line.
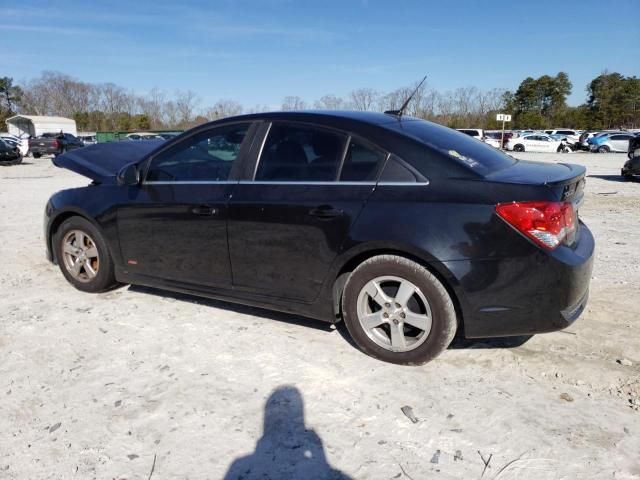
45, 187, 121, 265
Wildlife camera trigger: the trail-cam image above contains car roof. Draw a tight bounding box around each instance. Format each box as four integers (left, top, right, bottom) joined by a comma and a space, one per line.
218, 110, 414, 127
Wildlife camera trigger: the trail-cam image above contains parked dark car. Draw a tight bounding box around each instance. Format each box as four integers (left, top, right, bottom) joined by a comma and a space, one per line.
45, 111, 594, 364
0, 138, 23, 165
622, 134, 640, 179
29, 132, 84, 158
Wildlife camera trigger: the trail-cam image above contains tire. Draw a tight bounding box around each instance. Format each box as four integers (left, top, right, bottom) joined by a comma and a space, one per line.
341, 255, 457, 365
12, 155, 23, 165
53, 216, 119, 293
598, 145, 610, 153
33, 152, 42, 158
513, 144, 525, 152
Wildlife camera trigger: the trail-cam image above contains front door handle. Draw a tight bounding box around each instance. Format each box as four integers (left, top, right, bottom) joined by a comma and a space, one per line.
191, 205, 219, 216
308, 206, 343, 219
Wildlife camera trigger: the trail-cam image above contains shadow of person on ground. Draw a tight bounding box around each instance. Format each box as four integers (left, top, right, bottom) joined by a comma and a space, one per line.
224, 386, 352, 480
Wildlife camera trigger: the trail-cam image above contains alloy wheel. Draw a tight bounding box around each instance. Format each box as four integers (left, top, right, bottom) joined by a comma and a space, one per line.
61, 229, 100, 283
356, 275, 432, 352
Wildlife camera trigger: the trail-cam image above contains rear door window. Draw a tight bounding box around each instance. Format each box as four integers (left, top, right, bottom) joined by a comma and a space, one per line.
255, 123, 347, 181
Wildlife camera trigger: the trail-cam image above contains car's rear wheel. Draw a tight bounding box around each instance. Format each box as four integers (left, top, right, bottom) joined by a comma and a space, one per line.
54, 216, 118, 292
341, 255, 457, 365
513, 144, 525, 152
598, 145, 610, 153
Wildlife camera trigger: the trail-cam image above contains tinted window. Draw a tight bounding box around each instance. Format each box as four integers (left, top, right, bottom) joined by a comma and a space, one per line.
146, 123, 249, 182
558, 130, 574, 135
256, 124, 347, 181
378, 155, 423, 183
611, 135, 631, 140
394, 120, 516, 175
340, 139, 387, 182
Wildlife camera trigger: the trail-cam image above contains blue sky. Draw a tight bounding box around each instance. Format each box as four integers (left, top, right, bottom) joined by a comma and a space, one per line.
1, 0, 639, 109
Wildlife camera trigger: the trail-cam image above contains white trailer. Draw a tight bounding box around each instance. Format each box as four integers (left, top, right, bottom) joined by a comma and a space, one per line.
5, 115, 77, 138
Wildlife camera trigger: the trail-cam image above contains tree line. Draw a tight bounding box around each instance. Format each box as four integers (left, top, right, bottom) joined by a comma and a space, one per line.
1, 70, 639, 133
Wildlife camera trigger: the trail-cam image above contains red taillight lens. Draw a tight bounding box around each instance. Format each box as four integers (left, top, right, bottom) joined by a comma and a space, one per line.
52, 139, 60, 149
496, 201, 577, 250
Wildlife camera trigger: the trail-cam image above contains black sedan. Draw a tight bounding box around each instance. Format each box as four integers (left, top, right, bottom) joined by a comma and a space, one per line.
45, 111, 594, 364
622, 134, 640, 179
0, 139, 23, 165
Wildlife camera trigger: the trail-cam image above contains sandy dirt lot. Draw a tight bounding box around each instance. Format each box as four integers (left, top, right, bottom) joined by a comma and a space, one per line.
1, 151, 638, 479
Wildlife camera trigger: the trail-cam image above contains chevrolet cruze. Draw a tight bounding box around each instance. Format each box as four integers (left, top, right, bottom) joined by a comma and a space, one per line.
45, 111, 594, 364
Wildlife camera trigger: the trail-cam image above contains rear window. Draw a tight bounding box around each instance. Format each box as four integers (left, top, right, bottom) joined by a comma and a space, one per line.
393, 120, 517, 175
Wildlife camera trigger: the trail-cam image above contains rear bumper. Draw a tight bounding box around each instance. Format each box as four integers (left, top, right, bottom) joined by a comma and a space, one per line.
445, 222, 595, 338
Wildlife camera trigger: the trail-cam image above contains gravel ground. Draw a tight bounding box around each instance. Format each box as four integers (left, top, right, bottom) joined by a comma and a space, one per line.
0, 152, 638, 479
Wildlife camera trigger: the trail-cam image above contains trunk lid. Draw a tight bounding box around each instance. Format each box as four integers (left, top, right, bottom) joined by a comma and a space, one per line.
53, 141, 163, 183
486, 159, 585, 196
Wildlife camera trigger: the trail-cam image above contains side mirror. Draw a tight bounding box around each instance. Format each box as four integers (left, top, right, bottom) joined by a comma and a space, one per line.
117, 163, 140, 186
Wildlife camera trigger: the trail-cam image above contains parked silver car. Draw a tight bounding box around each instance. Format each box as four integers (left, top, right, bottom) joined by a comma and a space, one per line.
589, 132, 636, 153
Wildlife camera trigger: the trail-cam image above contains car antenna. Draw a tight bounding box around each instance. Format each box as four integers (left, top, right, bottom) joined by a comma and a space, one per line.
384, 75, 427, 117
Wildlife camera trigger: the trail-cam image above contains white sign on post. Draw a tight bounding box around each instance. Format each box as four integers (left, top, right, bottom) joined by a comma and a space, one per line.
496, 113, 512, 150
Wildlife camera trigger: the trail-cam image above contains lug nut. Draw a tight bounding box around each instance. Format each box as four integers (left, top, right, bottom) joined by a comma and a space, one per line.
383, 313, 389, 318
400, 312, 406, 319
385, 303, 390, 308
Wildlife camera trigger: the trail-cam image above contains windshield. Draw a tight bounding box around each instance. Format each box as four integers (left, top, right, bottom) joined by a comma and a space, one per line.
390, 119, 517, 175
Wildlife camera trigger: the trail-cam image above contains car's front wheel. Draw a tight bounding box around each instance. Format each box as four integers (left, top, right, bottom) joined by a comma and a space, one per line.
54, 216, 119, 292
341, 255, 457, 365
598, 145, 610, 153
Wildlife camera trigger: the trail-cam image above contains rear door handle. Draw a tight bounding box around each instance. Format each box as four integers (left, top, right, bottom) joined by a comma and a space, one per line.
308, 206, 343, 219
191, 205, 219, 216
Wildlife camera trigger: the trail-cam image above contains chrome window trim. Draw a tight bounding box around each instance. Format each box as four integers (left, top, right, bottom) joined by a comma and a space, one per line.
377, 181, 430, 186
143, 180, 239, 185
238, 181, 376, 186
235, 180, 430, 186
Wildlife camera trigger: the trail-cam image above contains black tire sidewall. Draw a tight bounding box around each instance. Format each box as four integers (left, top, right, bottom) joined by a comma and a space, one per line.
342, 257, 456, 365
54, 217, 117, 292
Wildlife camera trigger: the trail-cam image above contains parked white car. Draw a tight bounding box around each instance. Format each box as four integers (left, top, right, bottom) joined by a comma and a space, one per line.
506, 134, 570, 153
544, 129, 581, 145
456, 129, 485, 140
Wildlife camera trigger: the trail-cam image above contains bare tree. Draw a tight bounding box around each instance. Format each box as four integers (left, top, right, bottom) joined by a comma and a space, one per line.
175, 90, 199, 127
205, 99, 243, 120
314, 94, 345, 110
349, 88, 379, 111
281, 96, 306, 110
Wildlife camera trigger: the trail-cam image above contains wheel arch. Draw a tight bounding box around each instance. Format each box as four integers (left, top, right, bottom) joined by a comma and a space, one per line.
48, 208, 108, 264
329, 244, 466, 335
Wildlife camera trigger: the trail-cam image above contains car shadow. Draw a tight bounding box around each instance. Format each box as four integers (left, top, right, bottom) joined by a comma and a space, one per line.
223, 385, 352, 479
127, 285, 335, 333
129, 286, 533, 353
587, 174, 637, 183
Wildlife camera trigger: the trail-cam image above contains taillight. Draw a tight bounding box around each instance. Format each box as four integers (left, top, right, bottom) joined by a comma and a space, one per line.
52, 139, 60, 149
496, 201, 577, 250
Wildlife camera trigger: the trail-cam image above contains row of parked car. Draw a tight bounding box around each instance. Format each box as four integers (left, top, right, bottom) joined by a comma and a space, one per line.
457, 128, 639, 154
0, 130, 182, 165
